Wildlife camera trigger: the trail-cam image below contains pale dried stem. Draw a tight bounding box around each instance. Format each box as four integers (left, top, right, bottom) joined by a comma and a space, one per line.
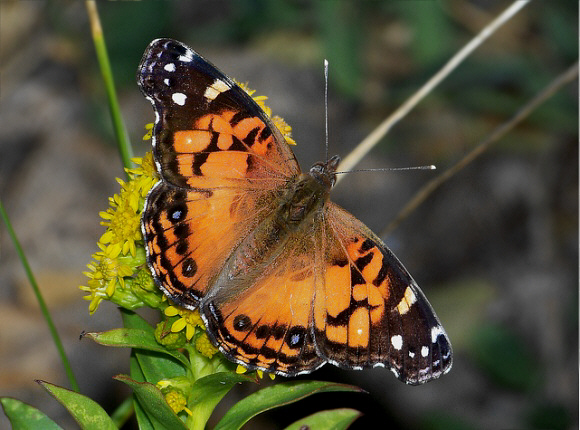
336, 0, 531, 183
381, 61, 579, 237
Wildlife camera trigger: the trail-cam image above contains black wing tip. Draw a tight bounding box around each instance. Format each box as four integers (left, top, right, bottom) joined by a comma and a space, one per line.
137, 38, 197, 93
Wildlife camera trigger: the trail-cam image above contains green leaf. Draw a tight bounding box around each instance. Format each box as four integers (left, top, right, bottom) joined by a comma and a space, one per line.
130, 354, 155, 430
0, 397, 62, 430
120, 309, 187, 427
120, 308, 156, 332
85, 328, 189, 367
188, 372, 256, 430
37, 381, 116, 430
134, 348, 186, 383
120, 309, 186, 384
284, 408, 362, 430
114, 375, 187, 430
215, 380, 364, 430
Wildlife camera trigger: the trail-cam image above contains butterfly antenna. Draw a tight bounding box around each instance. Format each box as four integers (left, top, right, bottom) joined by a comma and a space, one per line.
324, 59, 329, 162
334, 165, 436, 175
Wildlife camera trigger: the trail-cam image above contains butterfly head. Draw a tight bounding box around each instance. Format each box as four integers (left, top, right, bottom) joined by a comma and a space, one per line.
309, 155, 340, 189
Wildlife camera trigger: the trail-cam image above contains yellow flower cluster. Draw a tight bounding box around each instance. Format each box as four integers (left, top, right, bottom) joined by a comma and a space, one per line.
164, 305, 218, 358
164, 389, 192, 416
79, 153, 159, 314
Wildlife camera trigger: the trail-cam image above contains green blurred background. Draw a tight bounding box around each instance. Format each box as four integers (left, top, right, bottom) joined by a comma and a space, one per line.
0, 1, 577, 429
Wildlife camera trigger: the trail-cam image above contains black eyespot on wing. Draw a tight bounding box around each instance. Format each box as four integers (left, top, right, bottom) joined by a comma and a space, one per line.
233, 314, 252, 332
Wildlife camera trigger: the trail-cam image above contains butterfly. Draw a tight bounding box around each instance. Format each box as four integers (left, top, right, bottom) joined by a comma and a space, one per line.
138, 38, 452, 384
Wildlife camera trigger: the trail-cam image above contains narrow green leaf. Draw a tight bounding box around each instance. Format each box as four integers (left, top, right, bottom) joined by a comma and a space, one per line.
284, 408, 362, 430
130, 353, 155, 430
86, 1, 134, 172
85, 328, 189, 367
114, 375, 187, 430
121, 309, 186, 427
215, 380, 364, 430
37, 381, 116, 430
187, 372, 255, 430
0, 201, 79, 392
1, 397, 62, 430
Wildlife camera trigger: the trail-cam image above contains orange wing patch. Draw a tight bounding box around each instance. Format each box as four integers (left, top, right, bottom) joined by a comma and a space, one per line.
157, 109, 299, 190
202, 238, 325, 376
143, 182, 277, 308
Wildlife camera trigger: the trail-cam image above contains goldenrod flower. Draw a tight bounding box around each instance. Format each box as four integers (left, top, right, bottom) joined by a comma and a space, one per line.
143, 123, 154, 140
126, 152, 158, 198
165, 305, 205, 340
271, 116, 296, 145
99, 182, 142, 257
155, 320, 187, 349
80, 243, 134, 312
235, 364, 275, 380
196, 332, 218, 358
164, 390, 192, 416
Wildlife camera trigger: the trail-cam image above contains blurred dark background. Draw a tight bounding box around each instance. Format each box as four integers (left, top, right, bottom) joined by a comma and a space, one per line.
0, 1, 577, 429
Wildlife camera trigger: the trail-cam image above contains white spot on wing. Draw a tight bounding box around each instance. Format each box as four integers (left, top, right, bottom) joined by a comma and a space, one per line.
163, 78, 170, 86
391, 335, 403, 350
396, 286, 417, 315
203, 79, 230, 101
431, 325, 445, 343
408, 351, 415, 358
421, 346, 429, 357
172, 92, 187, 106
164, 63, 176, 72
179, 53, 193, 62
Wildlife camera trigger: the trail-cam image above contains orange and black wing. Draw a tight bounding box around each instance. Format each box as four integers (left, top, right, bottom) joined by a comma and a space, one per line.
314, 203, 453, 384
138, 39, 299, 308
200, 230, 325, 376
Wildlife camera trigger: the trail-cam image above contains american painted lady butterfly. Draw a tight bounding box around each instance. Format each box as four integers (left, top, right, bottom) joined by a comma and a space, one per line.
138, 39, 452, 384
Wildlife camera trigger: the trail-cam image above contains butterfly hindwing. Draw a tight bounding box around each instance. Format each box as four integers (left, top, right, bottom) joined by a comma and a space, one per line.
201, 228, 325, 376
142, 181, 281, 308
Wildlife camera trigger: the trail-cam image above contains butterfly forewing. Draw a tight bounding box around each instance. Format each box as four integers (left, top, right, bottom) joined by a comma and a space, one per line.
319, 203, 452, 384
142, 182, 279, 308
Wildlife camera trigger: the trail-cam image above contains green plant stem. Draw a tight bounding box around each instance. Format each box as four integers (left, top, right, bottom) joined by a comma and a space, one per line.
0, 200, 80, 392
86, 0, 134, 173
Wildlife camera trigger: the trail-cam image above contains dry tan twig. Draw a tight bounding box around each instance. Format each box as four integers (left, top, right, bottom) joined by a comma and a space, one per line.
381, 61, 579, 238
336, 0, 531, 183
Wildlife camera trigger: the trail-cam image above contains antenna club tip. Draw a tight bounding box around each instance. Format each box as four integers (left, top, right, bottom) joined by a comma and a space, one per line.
324, 59, 329, 66
429, 165, 436, 170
